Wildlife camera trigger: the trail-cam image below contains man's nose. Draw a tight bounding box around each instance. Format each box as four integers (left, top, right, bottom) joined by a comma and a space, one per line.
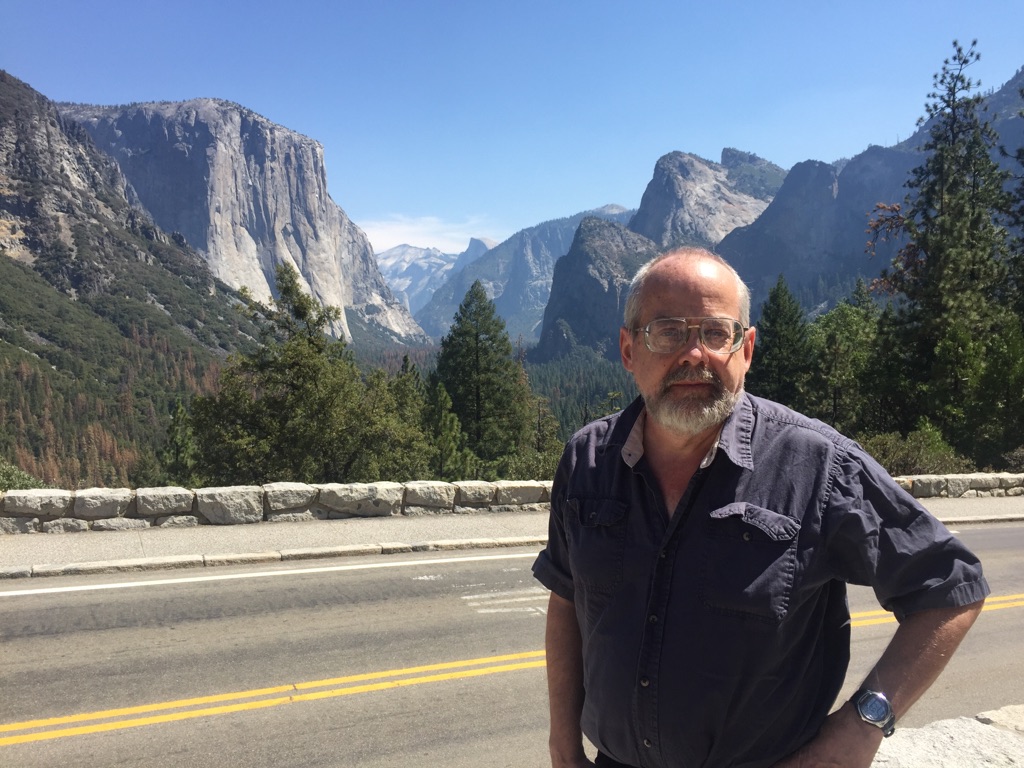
673, 329, 706, 363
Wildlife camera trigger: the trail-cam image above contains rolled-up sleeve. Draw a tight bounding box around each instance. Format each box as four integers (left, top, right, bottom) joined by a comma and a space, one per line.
823, 444, 990, 621
533, 446, 576, 602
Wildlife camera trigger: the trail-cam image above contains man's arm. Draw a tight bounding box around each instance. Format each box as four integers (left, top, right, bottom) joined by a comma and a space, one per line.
774, 599, 984, 768
545, 591, 595, 768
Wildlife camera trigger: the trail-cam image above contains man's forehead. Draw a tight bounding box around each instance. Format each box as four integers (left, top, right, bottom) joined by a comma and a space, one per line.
644, 257, 738, 304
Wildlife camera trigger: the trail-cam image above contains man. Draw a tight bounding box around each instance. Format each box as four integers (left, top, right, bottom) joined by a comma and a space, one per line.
532, 248, 988, 768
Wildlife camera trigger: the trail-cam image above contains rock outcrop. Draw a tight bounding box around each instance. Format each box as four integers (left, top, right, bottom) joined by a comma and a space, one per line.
627, 151, 774, 250
533, 218, 660, 362
717, 146, 918, 311
416, 205, 634, 341
60, 99, 426, 344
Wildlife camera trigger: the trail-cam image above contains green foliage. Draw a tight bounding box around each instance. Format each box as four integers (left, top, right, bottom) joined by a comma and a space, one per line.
526, 346, 638, 440
858, 420, 974, 476
745, 275, 813, 410
0, 456, 45, 491
435, 281, 533, 463
862, 41, 1022, 465
805, 288, 878, 435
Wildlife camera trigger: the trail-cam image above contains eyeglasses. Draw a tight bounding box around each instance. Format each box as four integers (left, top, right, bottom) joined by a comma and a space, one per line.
632, 317, 747, 355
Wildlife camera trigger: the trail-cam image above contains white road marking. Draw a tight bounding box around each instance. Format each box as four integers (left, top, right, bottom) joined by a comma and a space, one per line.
0, 552, 540, 598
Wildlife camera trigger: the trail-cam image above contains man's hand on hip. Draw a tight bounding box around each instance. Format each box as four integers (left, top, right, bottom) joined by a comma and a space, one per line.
770, 702, 883, 768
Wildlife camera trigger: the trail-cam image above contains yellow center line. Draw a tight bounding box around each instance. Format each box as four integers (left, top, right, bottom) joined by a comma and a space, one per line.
0, 650, 546, 736
2, 595, 1021, 747
851, 593, 1024, 626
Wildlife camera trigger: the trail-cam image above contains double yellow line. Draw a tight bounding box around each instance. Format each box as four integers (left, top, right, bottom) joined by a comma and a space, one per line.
3, 594, 1021, 747
851, 592, 1024, 627
0, 651, 546, 747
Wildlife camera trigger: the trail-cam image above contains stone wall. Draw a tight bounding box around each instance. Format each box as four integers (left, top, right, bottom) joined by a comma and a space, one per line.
0, 480, 551, 535
1, 474, 1021, 535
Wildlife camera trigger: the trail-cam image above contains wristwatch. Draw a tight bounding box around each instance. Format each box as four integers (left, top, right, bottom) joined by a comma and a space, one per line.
852, 688, 896, 737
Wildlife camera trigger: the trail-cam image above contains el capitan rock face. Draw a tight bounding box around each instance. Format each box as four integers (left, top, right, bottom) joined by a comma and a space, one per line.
61, 99, 427, 344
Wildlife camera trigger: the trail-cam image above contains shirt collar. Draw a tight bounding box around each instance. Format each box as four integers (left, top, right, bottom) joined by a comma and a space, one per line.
616, 392, 755, 471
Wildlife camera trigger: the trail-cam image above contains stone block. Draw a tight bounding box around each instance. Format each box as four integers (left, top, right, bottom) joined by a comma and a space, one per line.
402, 481, 456, 510
402, 505, 452, 516
998, 473, 1024, 489
3, 489, 73, 519
73, 487, 133, 520
964, 473, 1002, 491
92, 518, 150, 531
263, 482, 318, 513
494, 480, 548, 505
136, 487, 194, 517
910, 475, 946, 498
1008, 487, 1024, 497
316, 482, 404, 518
0, 517, 39, 534
267, 509, 328, 522
154, 515, 202, 527
43, 518, 90, 533
945, 476, 972, 498
0, 566, 32, 579
455, 481, 497, 506
892, 477, 913, 492
195, 486, 264, 525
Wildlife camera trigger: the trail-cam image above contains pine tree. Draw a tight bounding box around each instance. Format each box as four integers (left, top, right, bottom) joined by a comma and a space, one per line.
435, 281, 532, 467
805, 283, 879, 435
190, 263, 364, 484
867, 40, 1016, 451
745, 275, 813, 410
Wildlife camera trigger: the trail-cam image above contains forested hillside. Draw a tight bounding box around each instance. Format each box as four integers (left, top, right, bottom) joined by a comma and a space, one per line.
0, 71, 260, 487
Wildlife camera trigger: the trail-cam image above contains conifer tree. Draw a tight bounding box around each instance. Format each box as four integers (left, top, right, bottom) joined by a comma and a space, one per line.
190, 264, 364, 484
745, 275, 813, 410
805, 284, 879, 435
435, 281, 532, 466
867, 40, 1016, 451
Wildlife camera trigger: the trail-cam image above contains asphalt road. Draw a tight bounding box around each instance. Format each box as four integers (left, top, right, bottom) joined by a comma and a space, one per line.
0, 522, 1021, 767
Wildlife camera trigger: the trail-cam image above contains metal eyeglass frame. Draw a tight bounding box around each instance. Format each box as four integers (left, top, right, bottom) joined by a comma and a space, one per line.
631, 317, 748, 355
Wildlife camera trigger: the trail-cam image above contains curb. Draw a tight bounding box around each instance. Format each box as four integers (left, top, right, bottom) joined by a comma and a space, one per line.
0, 536, 549, 581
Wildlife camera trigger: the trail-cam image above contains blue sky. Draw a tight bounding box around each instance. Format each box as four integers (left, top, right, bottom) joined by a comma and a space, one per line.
3, 1, 1022, 253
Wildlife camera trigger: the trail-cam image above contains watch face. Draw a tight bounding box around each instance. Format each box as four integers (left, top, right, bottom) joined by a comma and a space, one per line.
860, 695, 889, 722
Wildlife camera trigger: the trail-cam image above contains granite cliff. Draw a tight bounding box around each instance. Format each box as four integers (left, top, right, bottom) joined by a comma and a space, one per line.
415, 205, 634, 341
60, 99, 426, 344
533, 218, 660, 362
628, 151, 778, 249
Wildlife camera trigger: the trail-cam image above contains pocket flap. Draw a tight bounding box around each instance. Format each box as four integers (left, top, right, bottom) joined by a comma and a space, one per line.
709, 503, 800, 541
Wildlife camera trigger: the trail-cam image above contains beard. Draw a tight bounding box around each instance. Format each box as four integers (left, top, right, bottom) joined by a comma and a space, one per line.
642, 364, 742, 437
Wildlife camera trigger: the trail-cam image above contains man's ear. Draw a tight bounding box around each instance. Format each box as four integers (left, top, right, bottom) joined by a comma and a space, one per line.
620, 326, 635, 372
743, 326, 756, 369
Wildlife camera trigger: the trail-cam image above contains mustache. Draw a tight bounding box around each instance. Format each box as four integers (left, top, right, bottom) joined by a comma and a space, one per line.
661, 365, 720, 389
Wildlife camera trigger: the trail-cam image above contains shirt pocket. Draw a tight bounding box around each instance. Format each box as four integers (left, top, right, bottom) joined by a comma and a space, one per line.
698, 503, 801, 623
566, 497, 628, 591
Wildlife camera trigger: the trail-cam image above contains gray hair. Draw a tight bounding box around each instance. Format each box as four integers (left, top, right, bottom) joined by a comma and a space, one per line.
623, 248, 751, 330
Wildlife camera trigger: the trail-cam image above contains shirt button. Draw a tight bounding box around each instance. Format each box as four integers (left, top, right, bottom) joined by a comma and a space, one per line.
643, 738, 653, 748
659, 550, 667, 559
640, 677, 650, 687
648, 614, 658, 624
742, 531, 752, 542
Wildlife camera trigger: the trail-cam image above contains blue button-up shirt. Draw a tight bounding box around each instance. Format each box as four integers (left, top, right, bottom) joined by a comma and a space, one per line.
533, 394, 989, 768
